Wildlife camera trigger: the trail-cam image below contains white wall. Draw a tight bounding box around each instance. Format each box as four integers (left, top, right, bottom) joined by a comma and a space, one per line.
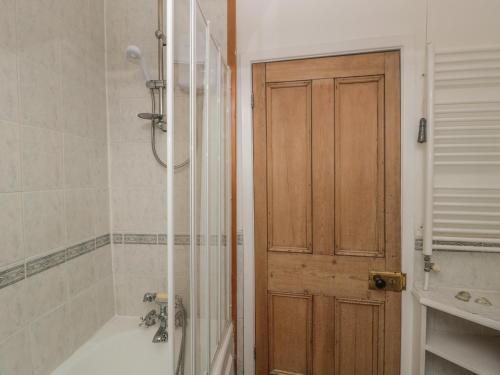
236, 1, 500, 374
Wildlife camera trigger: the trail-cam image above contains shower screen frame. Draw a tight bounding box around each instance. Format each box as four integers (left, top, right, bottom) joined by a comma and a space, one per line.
166, 0, 233, 373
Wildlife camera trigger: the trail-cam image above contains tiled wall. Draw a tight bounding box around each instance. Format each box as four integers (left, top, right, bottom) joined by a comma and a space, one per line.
104, 0, 218, 316
0, 0, 113, 374
105, 0, 171, 315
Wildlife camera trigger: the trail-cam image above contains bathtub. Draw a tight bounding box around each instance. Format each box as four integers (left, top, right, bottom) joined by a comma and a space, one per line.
52, 316, 180, 375
51, 316, 234, 375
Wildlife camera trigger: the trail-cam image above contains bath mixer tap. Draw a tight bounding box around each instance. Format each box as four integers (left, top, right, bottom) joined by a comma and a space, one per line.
152, 304, 168, 343
143, 292, 157, 303
140, 309, 157, 327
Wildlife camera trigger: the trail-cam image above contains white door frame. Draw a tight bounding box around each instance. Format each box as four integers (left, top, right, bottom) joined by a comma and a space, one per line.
239, 35, 423, 375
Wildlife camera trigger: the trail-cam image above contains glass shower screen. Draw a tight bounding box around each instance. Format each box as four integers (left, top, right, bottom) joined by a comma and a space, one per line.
166, 0, 232, 374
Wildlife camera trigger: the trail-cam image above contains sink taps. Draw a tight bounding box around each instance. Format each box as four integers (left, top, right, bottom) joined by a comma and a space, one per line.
152, 304, 168, 343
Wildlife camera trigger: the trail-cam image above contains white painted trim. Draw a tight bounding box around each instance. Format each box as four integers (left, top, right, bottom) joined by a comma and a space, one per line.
240, 35, 421, 375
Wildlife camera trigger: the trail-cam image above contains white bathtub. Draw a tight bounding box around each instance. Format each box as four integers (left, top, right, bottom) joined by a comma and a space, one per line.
52, 316, 234, 375
52, 316, 179, 375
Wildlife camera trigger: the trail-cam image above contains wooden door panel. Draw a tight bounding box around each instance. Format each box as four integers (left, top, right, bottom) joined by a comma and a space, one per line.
269, 293, 312, 375
335, 299, 384, 375
265, 53, 386, 82
268, 252, 385, 300
267, 81, 312, 254
334, 76, 385, 257
254, 51, 401, 375
312, 296, 335, 375
312, 79, 335, 255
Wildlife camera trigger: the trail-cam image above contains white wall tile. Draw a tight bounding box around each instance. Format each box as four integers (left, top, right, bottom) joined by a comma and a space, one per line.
60, 0, 88, 36
0, 0, 112, 372
114, 273, 165, 316
0, 280, 28, 344
87, 88, 108, 140
111, 187, 166, 233
110, 141, 166, 188
0, 330, 33, 375
114, 244, 166, 276
110, 189, 127, 232
94, 189, 111, 236
0, 122, 21, 193
94, 276, 115, 326
69, 287, 99, 350
24, 264, 67, 322
64, 135, 92, 188
60, 79, 90, 137
93, 245, 113, 281
0, 0, 16, 53
18, 60, 61, 130
0, 193, 23, 267
65, 189, 95, 244
88, 0, 106, 56
16, 0, 61, 70
29, 305, 73, 375
109, 96, 151, 142
0, 50, 18, 123
21, 126, 63, 190
65, 252, 96, 296
90, 140, 109, 188
23, 190, 65, 258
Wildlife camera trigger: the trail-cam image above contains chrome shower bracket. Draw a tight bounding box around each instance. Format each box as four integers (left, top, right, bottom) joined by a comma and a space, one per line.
146, 80, 167, 89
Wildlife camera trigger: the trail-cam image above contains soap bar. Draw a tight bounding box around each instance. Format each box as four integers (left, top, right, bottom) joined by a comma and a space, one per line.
156, 292, 168, 303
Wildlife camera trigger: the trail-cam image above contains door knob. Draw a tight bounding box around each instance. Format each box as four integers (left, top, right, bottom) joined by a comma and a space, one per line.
373, 275, 386, 289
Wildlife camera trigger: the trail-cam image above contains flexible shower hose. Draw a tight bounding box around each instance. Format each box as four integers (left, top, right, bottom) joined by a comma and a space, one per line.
175, 305, 187, 375
150, 89, 190, 170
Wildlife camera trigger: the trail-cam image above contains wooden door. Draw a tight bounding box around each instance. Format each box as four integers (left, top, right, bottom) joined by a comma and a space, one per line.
253, 51, 401, 375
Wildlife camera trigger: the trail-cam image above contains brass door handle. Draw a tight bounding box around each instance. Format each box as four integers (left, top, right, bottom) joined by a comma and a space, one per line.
368, 271, 406, 292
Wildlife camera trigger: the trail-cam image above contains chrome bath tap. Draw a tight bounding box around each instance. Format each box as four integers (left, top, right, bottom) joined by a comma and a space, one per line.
139, 309, 157, 327
152, 304, 168, 343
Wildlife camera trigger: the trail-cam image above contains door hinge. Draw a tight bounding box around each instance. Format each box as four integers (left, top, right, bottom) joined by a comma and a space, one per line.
251, 93, 254, 109
254, 346, 256, 360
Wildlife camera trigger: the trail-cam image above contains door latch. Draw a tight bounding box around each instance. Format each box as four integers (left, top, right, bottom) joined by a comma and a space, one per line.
368, 271, 406, 292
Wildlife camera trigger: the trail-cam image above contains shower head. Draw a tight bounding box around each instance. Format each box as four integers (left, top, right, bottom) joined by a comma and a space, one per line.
125, 45, 151, 82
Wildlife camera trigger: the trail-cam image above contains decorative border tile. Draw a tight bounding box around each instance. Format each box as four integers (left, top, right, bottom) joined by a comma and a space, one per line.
113, 233, 123, 244
66, 239, 95, 261
0, 231, 235, 291
0, 264, 25, 289
113, 233, 216, 246
0, 233, 112, 290
123, 234, 158, 245
96, 234, 111, 248
175, 234, 191, 246
27, 249, 66, 277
